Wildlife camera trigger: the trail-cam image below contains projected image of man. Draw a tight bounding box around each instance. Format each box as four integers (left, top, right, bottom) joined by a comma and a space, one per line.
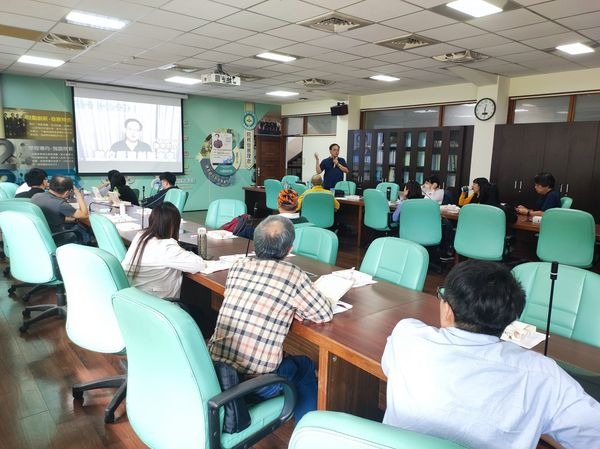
110, 118, 152, 159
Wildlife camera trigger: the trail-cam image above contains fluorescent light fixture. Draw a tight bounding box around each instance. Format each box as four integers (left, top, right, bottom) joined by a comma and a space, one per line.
556, 111, 568, 114
514, 108, 528, 112
414, 109, 437, 114
256, 52, 296, 62
66, 10, 129, 31
18, 55, 64, 68
556, 42, 594, 55
266, 90, 299, 97
165, 76, 202, 85
369, 74, 400, 82
446, 0, 502, 18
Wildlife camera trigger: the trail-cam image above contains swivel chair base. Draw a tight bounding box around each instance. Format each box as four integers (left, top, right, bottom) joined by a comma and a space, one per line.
73, 375, 127, 424
19, 289, 66, 332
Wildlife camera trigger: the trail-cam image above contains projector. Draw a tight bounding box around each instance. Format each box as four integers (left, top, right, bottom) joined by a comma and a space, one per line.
200, 72, 241, 86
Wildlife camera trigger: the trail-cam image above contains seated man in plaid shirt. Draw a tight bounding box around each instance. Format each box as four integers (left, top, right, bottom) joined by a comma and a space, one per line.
209, 215, 334, 421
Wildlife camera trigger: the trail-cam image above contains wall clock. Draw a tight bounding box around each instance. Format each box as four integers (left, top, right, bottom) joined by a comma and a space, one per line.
474, 97, 496, 121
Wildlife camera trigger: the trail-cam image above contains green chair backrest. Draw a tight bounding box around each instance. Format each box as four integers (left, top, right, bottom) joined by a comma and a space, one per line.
0, 210, 57, 283
334, 181, 356, 195
292, 227, 339, 265
57, 244, 128, 354
512, 262, 600, 347
360, 237, 429, 291
363, 189, 392, 231
560, 196, 573, 209
265, 179, 283, 210
0, 182, 19, 199
300, 192, 334, 228
281, 175, 299, 185
454, 204, 506, 261
290, 411, 466, 449
205, 199, 247, 229
536, 208, 595, 268
112, 287, 288, 449
90, 213, 127, 262
132, 188, 140, 201
399, 199, 441, 246
376, 182, 400, 202
0, 199, 44, 258
164, 189, 188, 213
291, 183, 308, 196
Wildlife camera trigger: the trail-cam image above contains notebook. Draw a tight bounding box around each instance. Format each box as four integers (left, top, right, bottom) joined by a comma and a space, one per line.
314, 273, 354, 305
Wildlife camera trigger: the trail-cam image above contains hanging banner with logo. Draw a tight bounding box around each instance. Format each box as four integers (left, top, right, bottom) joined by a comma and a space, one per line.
197, 128, 241, 186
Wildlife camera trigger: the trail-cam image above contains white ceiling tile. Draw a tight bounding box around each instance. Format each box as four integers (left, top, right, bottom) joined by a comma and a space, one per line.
265, 24, 330, 42
121, 22, 182, 40
161, 0, 240, 21
401, 57, 445, 69
0, 35, 35, 49
237, 33, 296, 51
277, 42, 330, 57
529, 0, 600, 19
557, 11, 600, 30
189, 49, 241, 63
450, 34, 510, 50
192, 23, 256, 41
0, 0, 69, 21
476, 42, 533, 56
138, 10, 208, 32
406, 43, 465, 57
344, 58, 389, 69
422, 23, 486, 41
125, 0, 171, 6
170, 32, 229, 49
50, 22, 115, 41
214, 42, 263, 57
105, 32, 164, 48
150, 42, 203, 57
499, 50, 557, 63
496, 22, 570, 41
210, 0, 264, 7
248, 0, 329, 22
346, 43, 396, 57
580, 27, 600, 41
312, 51, 360, 63
305, 35, 366, 51
342, 24, 409, 43
523, 31, 588, 50
382, 10, 456, 33
72, 0, 155, 21
227, 57, 275, 69
0, 12, 55, 31
217, 11, 287, 33
339, 0, 421, 22
467, 9, 545, 32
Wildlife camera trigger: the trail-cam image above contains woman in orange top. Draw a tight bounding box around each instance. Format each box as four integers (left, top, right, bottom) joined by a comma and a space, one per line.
458, 177, 489, 206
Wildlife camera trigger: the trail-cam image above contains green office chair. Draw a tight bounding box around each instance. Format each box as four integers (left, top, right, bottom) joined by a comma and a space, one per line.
376, 182, 400, 202
300, 192, 335, 228
536, 208, 595, 268
291, 182, 307, 196
0, 210, 65, 332
334, 181, 356, 196
454, 204, 506, 261
131, 188, 140, 202
289, 411, 466, 449
360, 237, 429, 291
56, 244, 129, 423
164, 188, 188, 213
281, 175, 299, 185
292, 227, 338, 265
112, 287, 296, 449
399, 199, 442, 246
90, 213, 127, 262
363, 189, 397, 233
265, 179, 283, 211
560, 196, 573, 209
205, 199, 247, 229
0, 182, 18, 198
512, 262, 600, 347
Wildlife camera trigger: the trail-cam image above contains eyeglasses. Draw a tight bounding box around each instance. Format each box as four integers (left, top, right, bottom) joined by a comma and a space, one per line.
436, 286, 446, 302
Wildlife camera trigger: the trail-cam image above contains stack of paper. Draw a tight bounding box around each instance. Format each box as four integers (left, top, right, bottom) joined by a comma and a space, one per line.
199, 260, 233, 274
331, 268, 376, 288
501, 321, 546, 349
314, 274, 354, 305
207, 230, 236, 239
219, 253, 255, 264
115, 222, 142, 232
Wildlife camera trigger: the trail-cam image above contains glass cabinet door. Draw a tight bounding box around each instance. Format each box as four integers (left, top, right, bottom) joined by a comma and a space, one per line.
349, 131, 362, 182
446, 129, 461, 188
388, 131, 397, 182
375, 132, 384, 183
363, 132, 372, 183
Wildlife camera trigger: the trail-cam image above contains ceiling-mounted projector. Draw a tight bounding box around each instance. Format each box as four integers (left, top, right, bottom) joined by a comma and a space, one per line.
200, 72, 241, 86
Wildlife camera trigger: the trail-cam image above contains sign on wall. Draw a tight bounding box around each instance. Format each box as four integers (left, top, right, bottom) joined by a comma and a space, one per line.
197, 128, 241, 186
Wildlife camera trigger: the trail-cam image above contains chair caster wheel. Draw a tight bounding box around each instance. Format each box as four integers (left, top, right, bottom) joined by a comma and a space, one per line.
8, 286, 16, 296
72, 389, 84, 401
104, 411, 115, 424
22, 310, 31, 318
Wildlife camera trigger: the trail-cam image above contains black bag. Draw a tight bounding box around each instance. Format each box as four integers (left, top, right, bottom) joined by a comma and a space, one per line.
213, 362, 251, 434
232, 214, 254, 239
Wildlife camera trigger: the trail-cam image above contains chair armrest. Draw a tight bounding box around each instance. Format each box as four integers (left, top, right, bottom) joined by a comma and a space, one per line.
207, 374, 296, 449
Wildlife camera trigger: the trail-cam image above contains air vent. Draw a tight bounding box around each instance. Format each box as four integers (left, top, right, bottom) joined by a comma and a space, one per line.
376, 34, 439, 51
432, 50, 488, 63
296, 78, 335, 88
159, 63, 200, 73
41, 33, 95, 50
299, 13, 372, 33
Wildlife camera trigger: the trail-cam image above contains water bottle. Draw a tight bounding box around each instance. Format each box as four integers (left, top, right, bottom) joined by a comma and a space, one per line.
197, 227, 208, 259
152, 178, 161, 192
386, 187, 392, 201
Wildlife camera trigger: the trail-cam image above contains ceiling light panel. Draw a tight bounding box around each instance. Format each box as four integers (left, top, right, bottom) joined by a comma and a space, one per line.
65, 11, 129, 31
556, 42, 594, 55
256, 52, 297, 62
369, 74, 400, 82
18, 55, 65, 67
446, 0, 502, 18
165, 76, 202, 85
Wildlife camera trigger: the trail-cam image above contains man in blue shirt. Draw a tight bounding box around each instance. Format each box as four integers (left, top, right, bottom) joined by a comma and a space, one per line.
516, 172, 561, 217
382, 260, 600, 449
314, 143, 349, 190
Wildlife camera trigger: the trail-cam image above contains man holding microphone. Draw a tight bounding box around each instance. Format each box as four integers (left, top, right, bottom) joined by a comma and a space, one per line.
314, 143, 349, 190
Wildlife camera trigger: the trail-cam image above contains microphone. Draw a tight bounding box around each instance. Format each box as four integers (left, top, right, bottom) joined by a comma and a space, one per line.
544, 261, 559, 356
141, 186, 146, 229
245, 202, 258, 257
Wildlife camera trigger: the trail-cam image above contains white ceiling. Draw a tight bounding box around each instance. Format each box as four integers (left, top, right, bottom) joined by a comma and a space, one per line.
2, 0, 600, 104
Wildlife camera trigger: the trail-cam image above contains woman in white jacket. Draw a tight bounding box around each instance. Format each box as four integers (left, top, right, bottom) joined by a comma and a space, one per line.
122, 202, 206, 299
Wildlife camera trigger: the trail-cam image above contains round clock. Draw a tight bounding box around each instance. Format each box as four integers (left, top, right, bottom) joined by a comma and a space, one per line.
242, 111, 258, 130
474, 97, 496, 121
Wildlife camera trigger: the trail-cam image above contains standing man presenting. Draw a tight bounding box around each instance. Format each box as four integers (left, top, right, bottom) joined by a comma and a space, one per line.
315, 143, 349, 190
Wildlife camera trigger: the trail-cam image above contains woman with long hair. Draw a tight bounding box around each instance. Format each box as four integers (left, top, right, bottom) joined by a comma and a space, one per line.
392, 180, 423, 222
122, 202, 205, 299
458, 177, 489, 206
110, 172, 139, 206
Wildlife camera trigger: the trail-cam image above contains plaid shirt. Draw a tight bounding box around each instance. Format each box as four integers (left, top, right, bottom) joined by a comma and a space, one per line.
209, 258, 333, 374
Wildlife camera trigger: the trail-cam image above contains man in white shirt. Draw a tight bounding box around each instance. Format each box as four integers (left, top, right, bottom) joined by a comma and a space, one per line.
382, 260, 600, 449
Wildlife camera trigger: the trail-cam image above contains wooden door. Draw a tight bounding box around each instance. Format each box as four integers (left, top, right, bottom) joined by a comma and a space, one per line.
563, 122, 598, 216
255, 135, 284, 186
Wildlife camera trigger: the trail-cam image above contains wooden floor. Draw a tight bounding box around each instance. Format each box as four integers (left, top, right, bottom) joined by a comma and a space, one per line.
0, 212, 468, 449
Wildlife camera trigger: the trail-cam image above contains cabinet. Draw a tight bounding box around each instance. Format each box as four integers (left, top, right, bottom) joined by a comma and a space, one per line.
347, 126, 473, 191
491, 122, 600, 221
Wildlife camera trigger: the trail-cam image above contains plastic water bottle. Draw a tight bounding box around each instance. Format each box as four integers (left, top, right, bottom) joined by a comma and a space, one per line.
386, 187, 392, 201
152, 178, 161, 192
197, 227, 208, 259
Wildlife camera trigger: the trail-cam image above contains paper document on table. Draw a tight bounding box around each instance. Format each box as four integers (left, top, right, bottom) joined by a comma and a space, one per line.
105, 214, 137, 224
501, 321, 546, 349
314, 274, 353, 304
114, 222, 142, 232
198, 260, 233, 274
219, 253, 255, 264
207, 230, 236, 239
332, 268, 376, 288
334, 301, 353, 315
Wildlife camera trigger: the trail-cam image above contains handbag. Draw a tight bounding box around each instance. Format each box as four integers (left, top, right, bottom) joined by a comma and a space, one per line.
213, 362, 251, 434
